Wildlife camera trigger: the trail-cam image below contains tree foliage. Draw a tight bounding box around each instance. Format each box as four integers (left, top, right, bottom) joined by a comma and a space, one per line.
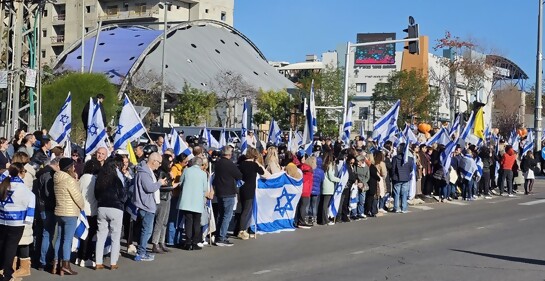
373, 69, 438, 123
253, 89, 295, 129
299, 65, 347, 137
208, 70, 256, 127
42, 72, 118, 144
172, 83, 217, 126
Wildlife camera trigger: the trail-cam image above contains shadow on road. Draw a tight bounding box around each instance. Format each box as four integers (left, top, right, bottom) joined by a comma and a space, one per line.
451, 249, 545, 266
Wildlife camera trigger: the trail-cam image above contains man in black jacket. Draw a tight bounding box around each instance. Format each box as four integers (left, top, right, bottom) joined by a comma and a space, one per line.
391, 143, 414, 213
82, 94, 107, 130
212, 146, 242, 247
31, 138, 52, 168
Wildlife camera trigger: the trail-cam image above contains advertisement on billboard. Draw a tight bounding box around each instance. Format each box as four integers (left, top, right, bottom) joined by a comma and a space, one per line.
355, 33, 396, 65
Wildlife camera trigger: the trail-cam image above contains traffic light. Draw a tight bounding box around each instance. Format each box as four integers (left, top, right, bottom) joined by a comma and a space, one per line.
403, 24, 419, 54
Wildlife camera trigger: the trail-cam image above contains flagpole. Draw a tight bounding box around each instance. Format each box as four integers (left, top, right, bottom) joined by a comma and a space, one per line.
208, 163, 213, 247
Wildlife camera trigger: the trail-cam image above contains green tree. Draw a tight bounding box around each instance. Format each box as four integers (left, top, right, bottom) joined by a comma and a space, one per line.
42, 72, 118, 144
372, 69, 439, 124
299, 65, 347, 137
253, 89, 295, 129
172, 83, 217, 126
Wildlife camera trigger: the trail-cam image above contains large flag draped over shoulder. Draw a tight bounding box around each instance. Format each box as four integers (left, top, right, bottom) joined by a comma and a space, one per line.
114, 95, 146, 150
85, 98, 107, 155
328, 163, 348, 218
251, 172, 303, 234
373, 100, 400, 147
49, 92, 71, 145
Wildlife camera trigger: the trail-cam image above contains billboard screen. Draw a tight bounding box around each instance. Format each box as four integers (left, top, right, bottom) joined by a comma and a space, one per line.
355, 33, 396, 65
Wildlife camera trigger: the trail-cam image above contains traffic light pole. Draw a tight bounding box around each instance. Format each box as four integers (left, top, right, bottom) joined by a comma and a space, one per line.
535, 0, 543, 153
341, 37, 420, 126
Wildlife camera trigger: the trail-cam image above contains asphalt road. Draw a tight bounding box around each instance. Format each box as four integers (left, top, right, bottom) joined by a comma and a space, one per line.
27, 183, 545, 281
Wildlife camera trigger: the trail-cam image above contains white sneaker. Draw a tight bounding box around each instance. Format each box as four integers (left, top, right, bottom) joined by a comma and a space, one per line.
327, 222, 335, 226
508, 194, 516, 197
78, 259, 85, 267
127, 244, 137, 255
197, 242, 204, 247
484, 196, 492, 199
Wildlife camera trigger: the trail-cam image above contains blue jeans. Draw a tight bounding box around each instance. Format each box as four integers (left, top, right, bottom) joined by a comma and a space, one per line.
39, 211, 56, 266
137, 209, 155, 256
217, 196, 235, 242
393, 181, 409, 212
441, 182, 450, 199
308, 195, 319, 218
166, 198, 182, 246
462, 179, 473, 199
53, 216, 77, 261
350, 190, 366, 217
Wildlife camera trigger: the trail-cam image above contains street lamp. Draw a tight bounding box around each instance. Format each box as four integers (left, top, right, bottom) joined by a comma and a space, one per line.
158, 1, 170, 128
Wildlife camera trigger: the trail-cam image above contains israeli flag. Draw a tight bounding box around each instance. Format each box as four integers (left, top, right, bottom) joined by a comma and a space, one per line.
268, 119, 283, 145
342, 103, 354, 147
309, 79, 318, 133
441, 138, 458, 177
49, 92, 71, 145
403, 123, 418, 144
328, 163, 348, 218
72, 211, 89, 252
302, 101, 315, 155
449, 114, 461, 137
426, 127, 450, 146
476, 156, 483, 179
114, 95, 146, 150
522, 130, 534, 156
219, 127, 227, 149
349, 183, 358, 211
459, 111, 475, 142
409, 162, 417, 200
240, 99, 249, 155
249, 172, 303, 234
373, 100, 400, 147
202, 127, 220, 148
85, 98, 107, 155
170, 128, 193, 159
484, 123, 491, 141
162, 133, 172, 153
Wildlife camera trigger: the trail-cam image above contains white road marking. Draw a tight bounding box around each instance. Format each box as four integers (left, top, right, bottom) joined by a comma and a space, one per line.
444, 200, 467, 206
477, 226, 486, 229
253, 270, 272, 275
351, 250, 365, 255
411, 205, 434, 211
519, 199, 545, 206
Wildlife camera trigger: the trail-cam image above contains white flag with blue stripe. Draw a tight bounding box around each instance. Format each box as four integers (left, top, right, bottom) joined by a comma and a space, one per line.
460, 111, 475, 142
267, 119, 282, 145
449, 114, 461, 137
250, 172, 303, 234
403, 123, 418, 144
162, 133, 172, 153
240, 99, 249, 155
49, 92, 71, 145
170, 128, 193, 159
302, 99, 315, 155
522, 130, 534, 156
114, 95, 146, 150
72, 210, 89, 252
426, 127, 450, 146
373, 100, 400, 147
85, 98, 107, 155
202, 127, 220, 149
441, 138, 458, 177
342, 103, 355, 147
328, 163, 348, 218
309, 79, 318, 133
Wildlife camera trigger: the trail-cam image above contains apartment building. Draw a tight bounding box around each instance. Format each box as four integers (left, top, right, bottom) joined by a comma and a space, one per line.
40, 0, 233, 65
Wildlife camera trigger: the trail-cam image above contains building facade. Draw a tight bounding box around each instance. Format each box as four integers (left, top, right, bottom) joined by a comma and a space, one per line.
40, 0, 234, 65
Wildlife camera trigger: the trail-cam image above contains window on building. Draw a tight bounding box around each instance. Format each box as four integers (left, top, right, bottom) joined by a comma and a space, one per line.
356, 83, 367, 93
106, 5, 118, 15
205, 9, 209, 13
85, 27, 89, 33
42, 29, 47, 38
41, 50, 46, 59
220, 11, 226, 21
86, 5, 91, 13
359, 107, 369, 120
43, 9, 48, 17
135, 3, 147, 13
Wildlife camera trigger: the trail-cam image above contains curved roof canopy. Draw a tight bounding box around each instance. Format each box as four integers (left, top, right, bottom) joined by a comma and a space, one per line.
485, 54, 529, 81
54, 20, 294, 95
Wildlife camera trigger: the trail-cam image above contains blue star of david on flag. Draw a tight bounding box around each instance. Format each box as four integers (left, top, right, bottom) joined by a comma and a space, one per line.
60, 114, 69, 126
88, 124, 98, 137
0, 190, 14, 207
115, 124, 123, 135
274, 187, 296, 217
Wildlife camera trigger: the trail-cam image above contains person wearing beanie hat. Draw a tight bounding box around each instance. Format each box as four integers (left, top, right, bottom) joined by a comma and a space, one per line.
59, 158, 74, 172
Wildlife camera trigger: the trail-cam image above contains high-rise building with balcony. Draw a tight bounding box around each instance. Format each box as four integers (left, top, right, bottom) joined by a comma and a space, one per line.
40, 0, 234, 65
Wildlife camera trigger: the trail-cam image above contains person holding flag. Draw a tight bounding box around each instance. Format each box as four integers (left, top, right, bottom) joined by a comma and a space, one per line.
319, 151, 340, 225
391, 143, 414, 213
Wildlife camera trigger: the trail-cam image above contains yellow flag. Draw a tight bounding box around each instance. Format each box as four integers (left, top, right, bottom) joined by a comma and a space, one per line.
127, 142, 137, 165
474, 107, 485, 139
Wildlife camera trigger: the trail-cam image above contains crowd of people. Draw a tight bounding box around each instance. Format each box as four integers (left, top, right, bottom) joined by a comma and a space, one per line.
0, 127, 539, 281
